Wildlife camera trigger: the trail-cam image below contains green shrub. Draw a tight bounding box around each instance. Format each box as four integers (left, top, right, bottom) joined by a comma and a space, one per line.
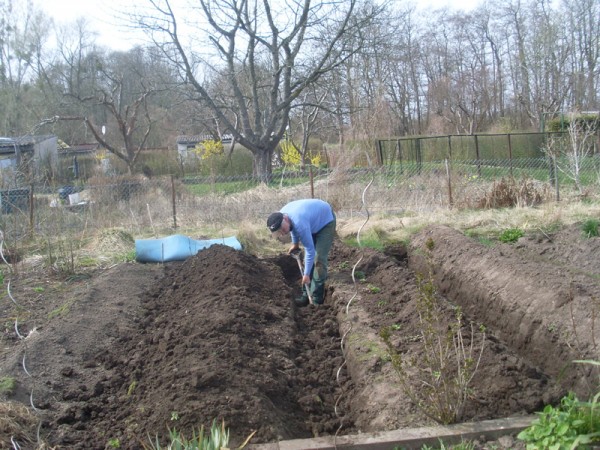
499, 228, 524, 243
517, 392, 600, 449
381, 240, 486, 425
546, 114, 600, 133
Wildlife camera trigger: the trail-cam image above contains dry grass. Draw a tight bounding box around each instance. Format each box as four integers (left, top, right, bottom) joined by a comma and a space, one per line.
474, 177, 549, 209
90, 228, 135, 255
333, 191, 600, 246
135, 174, 600, 255
0, 401, 38, 448
2, 169, 599, 262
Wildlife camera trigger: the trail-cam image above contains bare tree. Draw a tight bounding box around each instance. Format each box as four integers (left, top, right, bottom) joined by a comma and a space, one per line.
42, 45, 167, 174
0, 1, 52, 134
545, 113, 600, 193
286, 87, 328, 168
384, 3, 423, 136
562, 0, 600, 110
75, 55, 161, 173
345, 0, 397, 142
136, 0, 376, 181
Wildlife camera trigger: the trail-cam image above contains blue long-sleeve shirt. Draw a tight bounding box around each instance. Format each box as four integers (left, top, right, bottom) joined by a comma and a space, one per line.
280, 199, 334, 276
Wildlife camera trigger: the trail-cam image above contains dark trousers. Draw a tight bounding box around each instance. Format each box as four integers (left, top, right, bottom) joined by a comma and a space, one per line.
307, 214, 336, 303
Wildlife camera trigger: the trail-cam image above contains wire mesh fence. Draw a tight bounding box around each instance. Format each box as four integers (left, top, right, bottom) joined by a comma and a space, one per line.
0, 156, 599, 245
375, 132, 566, 163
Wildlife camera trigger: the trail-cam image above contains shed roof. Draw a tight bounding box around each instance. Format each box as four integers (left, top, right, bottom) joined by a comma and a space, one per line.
58, 143, 101, 155
0, 135, 56, 155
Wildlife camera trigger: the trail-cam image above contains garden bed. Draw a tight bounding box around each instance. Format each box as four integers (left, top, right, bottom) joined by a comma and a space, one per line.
0, 223, 598, 449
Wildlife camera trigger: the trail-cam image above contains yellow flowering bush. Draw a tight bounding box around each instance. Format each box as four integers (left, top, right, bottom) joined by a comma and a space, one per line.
193, 140, 225, 181
193, 140, 224, 160
280, 141, 321, 167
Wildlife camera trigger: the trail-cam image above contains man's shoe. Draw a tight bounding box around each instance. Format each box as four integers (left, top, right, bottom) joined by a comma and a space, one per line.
312, 296, 324, 305
294, 294, 309, 307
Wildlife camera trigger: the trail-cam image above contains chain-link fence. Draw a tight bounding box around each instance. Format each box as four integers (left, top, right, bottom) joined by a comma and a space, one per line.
375, 132, 569, 163
1, 154, 599, 246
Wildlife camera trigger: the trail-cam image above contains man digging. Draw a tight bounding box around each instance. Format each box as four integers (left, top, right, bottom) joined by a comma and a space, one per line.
267, 198, 336, 306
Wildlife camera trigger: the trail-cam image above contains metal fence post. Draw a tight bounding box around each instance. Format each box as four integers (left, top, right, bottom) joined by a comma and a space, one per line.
474, 135, 482, 177
398, 140, 403, 174
375, 140, 384, 165
416, 138, 422, 175
507, 134, 514, 177
545, 132, 556, 187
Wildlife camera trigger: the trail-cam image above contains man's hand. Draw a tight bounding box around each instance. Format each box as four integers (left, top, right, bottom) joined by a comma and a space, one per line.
288, 243, 300, 255
302, 274, 310, 285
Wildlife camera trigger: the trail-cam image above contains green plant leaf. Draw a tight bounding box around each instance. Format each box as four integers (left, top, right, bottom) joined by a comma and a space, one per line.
556, 422, 569, 436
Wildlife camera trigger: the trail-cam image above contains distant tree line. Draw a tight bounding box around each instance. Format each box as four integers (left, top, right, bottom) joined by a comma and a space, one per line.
0, 0, 597, 179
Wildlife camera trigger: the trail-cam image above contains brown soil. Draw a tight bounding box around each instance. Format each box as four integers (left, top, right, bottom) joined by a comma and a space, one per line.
1, 222, 599, 449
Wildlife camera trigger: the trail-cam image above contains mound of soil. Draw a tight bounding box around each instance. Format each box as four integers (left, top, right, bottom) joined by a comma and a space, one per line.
0, 222, 598, 449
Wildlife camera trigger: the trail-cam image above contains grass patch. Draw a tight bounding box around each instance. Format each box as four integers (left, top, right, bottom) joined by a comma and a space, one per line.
343, 231, 386, 251
367, 284, 381, 293
538, 221, 563, 235
186, 179, 260, 196
464, 230, 495, 247
0, 377, 15, 395
144, 419, 254, 450
354, 270, 366, 281
48, 302, 71, 319
78, 256, 99, 267
582, 219, 599, 238
120, 250, 137, 262
348, 334, 390, 362
478, 236, 494, 246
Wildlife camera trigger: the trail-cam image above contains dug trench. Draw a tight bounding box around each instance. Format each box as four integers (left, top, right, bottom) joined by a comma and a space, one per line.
2, 224, 599, 449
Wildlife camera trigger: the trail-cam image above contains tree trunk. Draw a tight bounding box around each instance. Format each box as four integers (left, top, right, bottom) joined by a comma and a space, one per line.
255, 148, 273, 184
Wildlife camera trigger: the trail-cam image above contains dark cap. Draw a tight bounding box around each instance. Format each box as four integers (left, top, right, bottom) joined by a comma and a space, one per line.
267, 212, 284, 232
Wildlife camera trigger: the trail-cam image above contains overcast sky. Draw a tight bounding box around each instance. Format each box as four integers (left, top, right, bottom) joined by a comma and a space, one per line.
39, 0, 482, 52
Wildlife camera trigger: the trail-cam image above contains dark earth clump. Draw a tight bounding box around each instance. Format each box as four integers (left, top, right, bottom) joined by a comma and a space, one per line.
1, 223, 599, 449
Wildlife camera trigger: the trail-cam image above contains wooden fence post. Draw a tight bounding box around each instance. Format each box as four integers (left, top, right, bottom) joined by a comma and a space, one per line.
309, 165, 314, 198
171, 175, 177, 229
554, 157, 560, 202
29, 183, 34, 238
445, 159, 453, 208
